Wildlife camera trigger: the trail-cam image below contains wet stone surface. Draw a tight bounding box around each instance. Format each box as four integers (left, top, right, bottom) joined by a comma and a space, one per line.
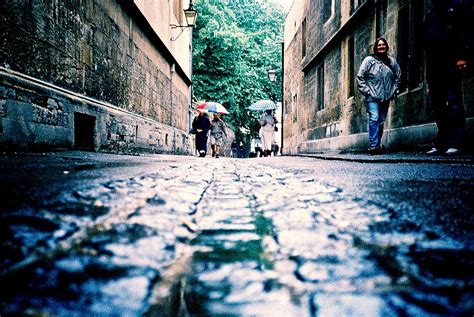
0, 157, 473, 316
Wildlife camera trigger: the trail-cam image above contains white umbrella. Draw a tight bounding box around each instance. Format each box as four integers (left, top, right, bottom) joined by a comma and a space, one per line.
248, 100, 277, 111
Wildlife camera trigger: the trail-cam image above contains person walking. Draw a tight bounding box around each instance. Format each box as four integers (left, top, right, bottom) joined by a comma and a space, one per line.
259, 109, 278, 157
423, 0, 473, 155
231, 140, 238, 158
254, 137, 263, 157
357, 37, 401, 155
210, 113, 227, 158
271, 140, 279, 156
238, 141, 245, 158
192, 109, 211, 157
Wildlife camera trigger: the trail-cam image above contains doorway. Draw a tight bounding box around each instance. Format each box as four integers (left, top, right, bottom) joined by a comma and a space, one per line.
74, 112, 95, 150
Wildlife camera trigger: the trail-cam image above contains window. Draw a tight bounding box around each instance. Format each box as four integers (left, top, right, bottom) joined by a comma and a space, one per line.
347, 36, 355, 98
398, 6, 409, 91
302, 18, 307, 58
173, 0, 183, 25
410, 0, 424, 89
316, 63, 325, 111
322, 0, 332, 23
350, 0, 367, 15
375, 0, 387, 38
398, 1, 424, 91
293, 94, 298, 122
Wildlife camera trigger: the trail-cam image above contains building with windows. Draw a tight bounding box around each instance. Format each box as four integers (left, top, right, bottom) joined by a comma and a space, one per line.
0, 0, 196, 154
283, 0, 473, 154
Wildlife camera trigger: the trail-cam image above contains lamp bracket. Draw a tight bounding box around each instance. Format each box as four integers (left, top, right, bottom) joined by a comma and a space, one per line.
170, 24, 190, 29
170, 25, 189, 41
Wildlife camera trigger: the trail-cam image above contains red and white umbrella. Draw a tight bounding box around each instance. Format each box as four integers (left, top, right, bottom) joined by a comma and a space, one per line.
196, 102, 229, 115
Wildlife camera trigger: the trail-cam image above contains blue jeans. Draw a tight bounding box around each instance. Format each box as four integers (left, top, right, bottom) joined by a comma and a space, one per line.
366, 100, 389, 148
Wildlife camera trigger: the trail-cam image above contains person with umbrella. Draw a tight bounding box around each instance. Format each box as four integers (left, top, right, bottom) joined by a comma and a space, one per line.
210, 112, 227, 158
197, 101, 229, 115
259, 109, 278, 157
192, 109, 211, 157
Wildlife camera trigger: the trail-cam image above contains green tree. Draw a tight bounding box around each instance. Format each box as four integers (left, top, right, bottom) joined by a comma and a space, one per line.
192, 0, 285, 139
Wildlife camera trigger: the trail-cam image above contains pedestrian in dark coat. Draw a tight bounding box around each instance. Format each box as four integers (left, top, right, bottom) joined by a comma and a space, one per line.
423, 0, 473, 155
238, 141, 245, 158
271, 141, 279, 156
192, 109, 211, 157
231, 140, 238, 158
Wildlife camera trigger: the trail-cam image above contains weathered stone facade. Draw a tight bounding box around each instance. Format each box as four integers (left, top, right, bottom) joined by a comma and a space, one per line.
284, 0, 473, 154
0, 0, 195, 154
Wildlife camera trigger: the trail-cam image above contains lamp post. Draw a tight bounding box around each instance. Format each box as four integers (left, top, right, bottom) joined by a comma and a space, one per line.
267, 69, 277, 82
169, 0, 197, 152
267, 42, 284, 155
170, 0, 198, 41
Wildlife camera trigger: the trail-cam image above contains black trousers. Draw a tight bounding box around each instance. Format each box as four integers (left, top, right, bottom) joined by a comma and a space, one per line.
196, 133, 208, 156
426, 60, 466, 149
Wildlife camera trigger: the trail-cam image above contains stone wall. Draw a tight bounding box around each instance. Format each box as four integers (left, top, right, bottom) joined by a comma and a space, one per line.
284, 0, 474, 153
0, 0, 193, 154
283, 24, 302, 154
0, 69, 193, 154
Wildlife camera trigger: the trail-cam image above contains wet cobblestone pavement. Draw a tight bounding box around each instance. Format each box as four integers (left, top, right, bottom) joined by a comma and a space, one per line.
1, 156, 473, 316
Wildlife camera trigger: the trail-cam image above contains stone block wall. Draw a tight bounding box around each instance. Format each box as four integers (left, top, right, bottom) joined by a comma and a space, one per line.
0, 0, 193, 154
0, 70, 193, 154
284, 0, 474, 153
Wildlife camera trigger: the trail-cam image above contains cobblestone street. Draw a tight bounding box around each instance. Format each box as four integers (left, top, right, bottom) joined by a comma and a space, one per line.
2, 0, 474, 315
1, 153, 473, 316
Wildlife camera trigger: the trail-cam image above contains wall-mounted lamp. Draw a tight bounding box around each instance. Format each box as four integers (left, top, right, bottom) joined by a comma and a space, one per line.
170, 0, 198, 41
267, 42, 284, 155
267, 69, 277, 82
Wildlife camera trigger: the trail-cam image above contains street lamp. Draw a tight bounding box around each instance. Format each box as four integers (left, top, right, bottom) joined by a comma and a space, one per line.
184, 0, 198, 27
267, 69, 277, 82
170, 0, 198, 41
267, 43, 284, 155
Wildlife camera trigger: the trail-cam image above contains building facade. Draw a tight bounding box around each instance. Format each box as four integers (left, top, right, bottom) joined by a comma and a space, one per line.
0, 0, 195, 154
283, 0, 473, 154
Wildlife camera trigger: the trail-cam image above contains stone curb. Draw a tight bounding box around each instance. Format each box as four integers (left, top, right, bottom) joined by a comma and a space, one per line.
290, 153, 474, 165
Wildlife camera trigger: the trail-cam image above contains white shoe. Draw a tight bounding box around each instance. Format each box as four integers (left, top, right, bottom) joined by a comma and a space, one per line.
445, 148, 459, 155
426, 147, 439, 155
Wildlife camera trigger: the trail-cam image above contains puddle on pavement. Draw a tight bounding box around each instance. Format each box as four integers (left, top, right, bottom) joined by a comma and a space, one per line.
181, 168, 312, 315
184, 215, 306, 316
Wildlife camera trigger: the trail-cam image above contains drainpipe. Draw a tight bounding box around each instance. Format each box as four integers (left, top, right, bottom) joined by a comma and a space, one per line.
170, 63, 175, 152
280, 41, 284, 155
189, 32, 194, 145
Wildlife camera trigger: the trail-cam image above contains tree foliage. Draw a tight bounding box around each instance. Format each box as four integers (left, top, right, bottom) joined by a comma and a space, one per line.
192, 0, 285, 139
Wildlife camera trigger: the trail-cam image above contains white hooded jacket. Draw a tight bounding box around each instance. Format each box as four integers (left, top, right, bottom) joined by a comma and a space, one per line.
357, 55, 401, 102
